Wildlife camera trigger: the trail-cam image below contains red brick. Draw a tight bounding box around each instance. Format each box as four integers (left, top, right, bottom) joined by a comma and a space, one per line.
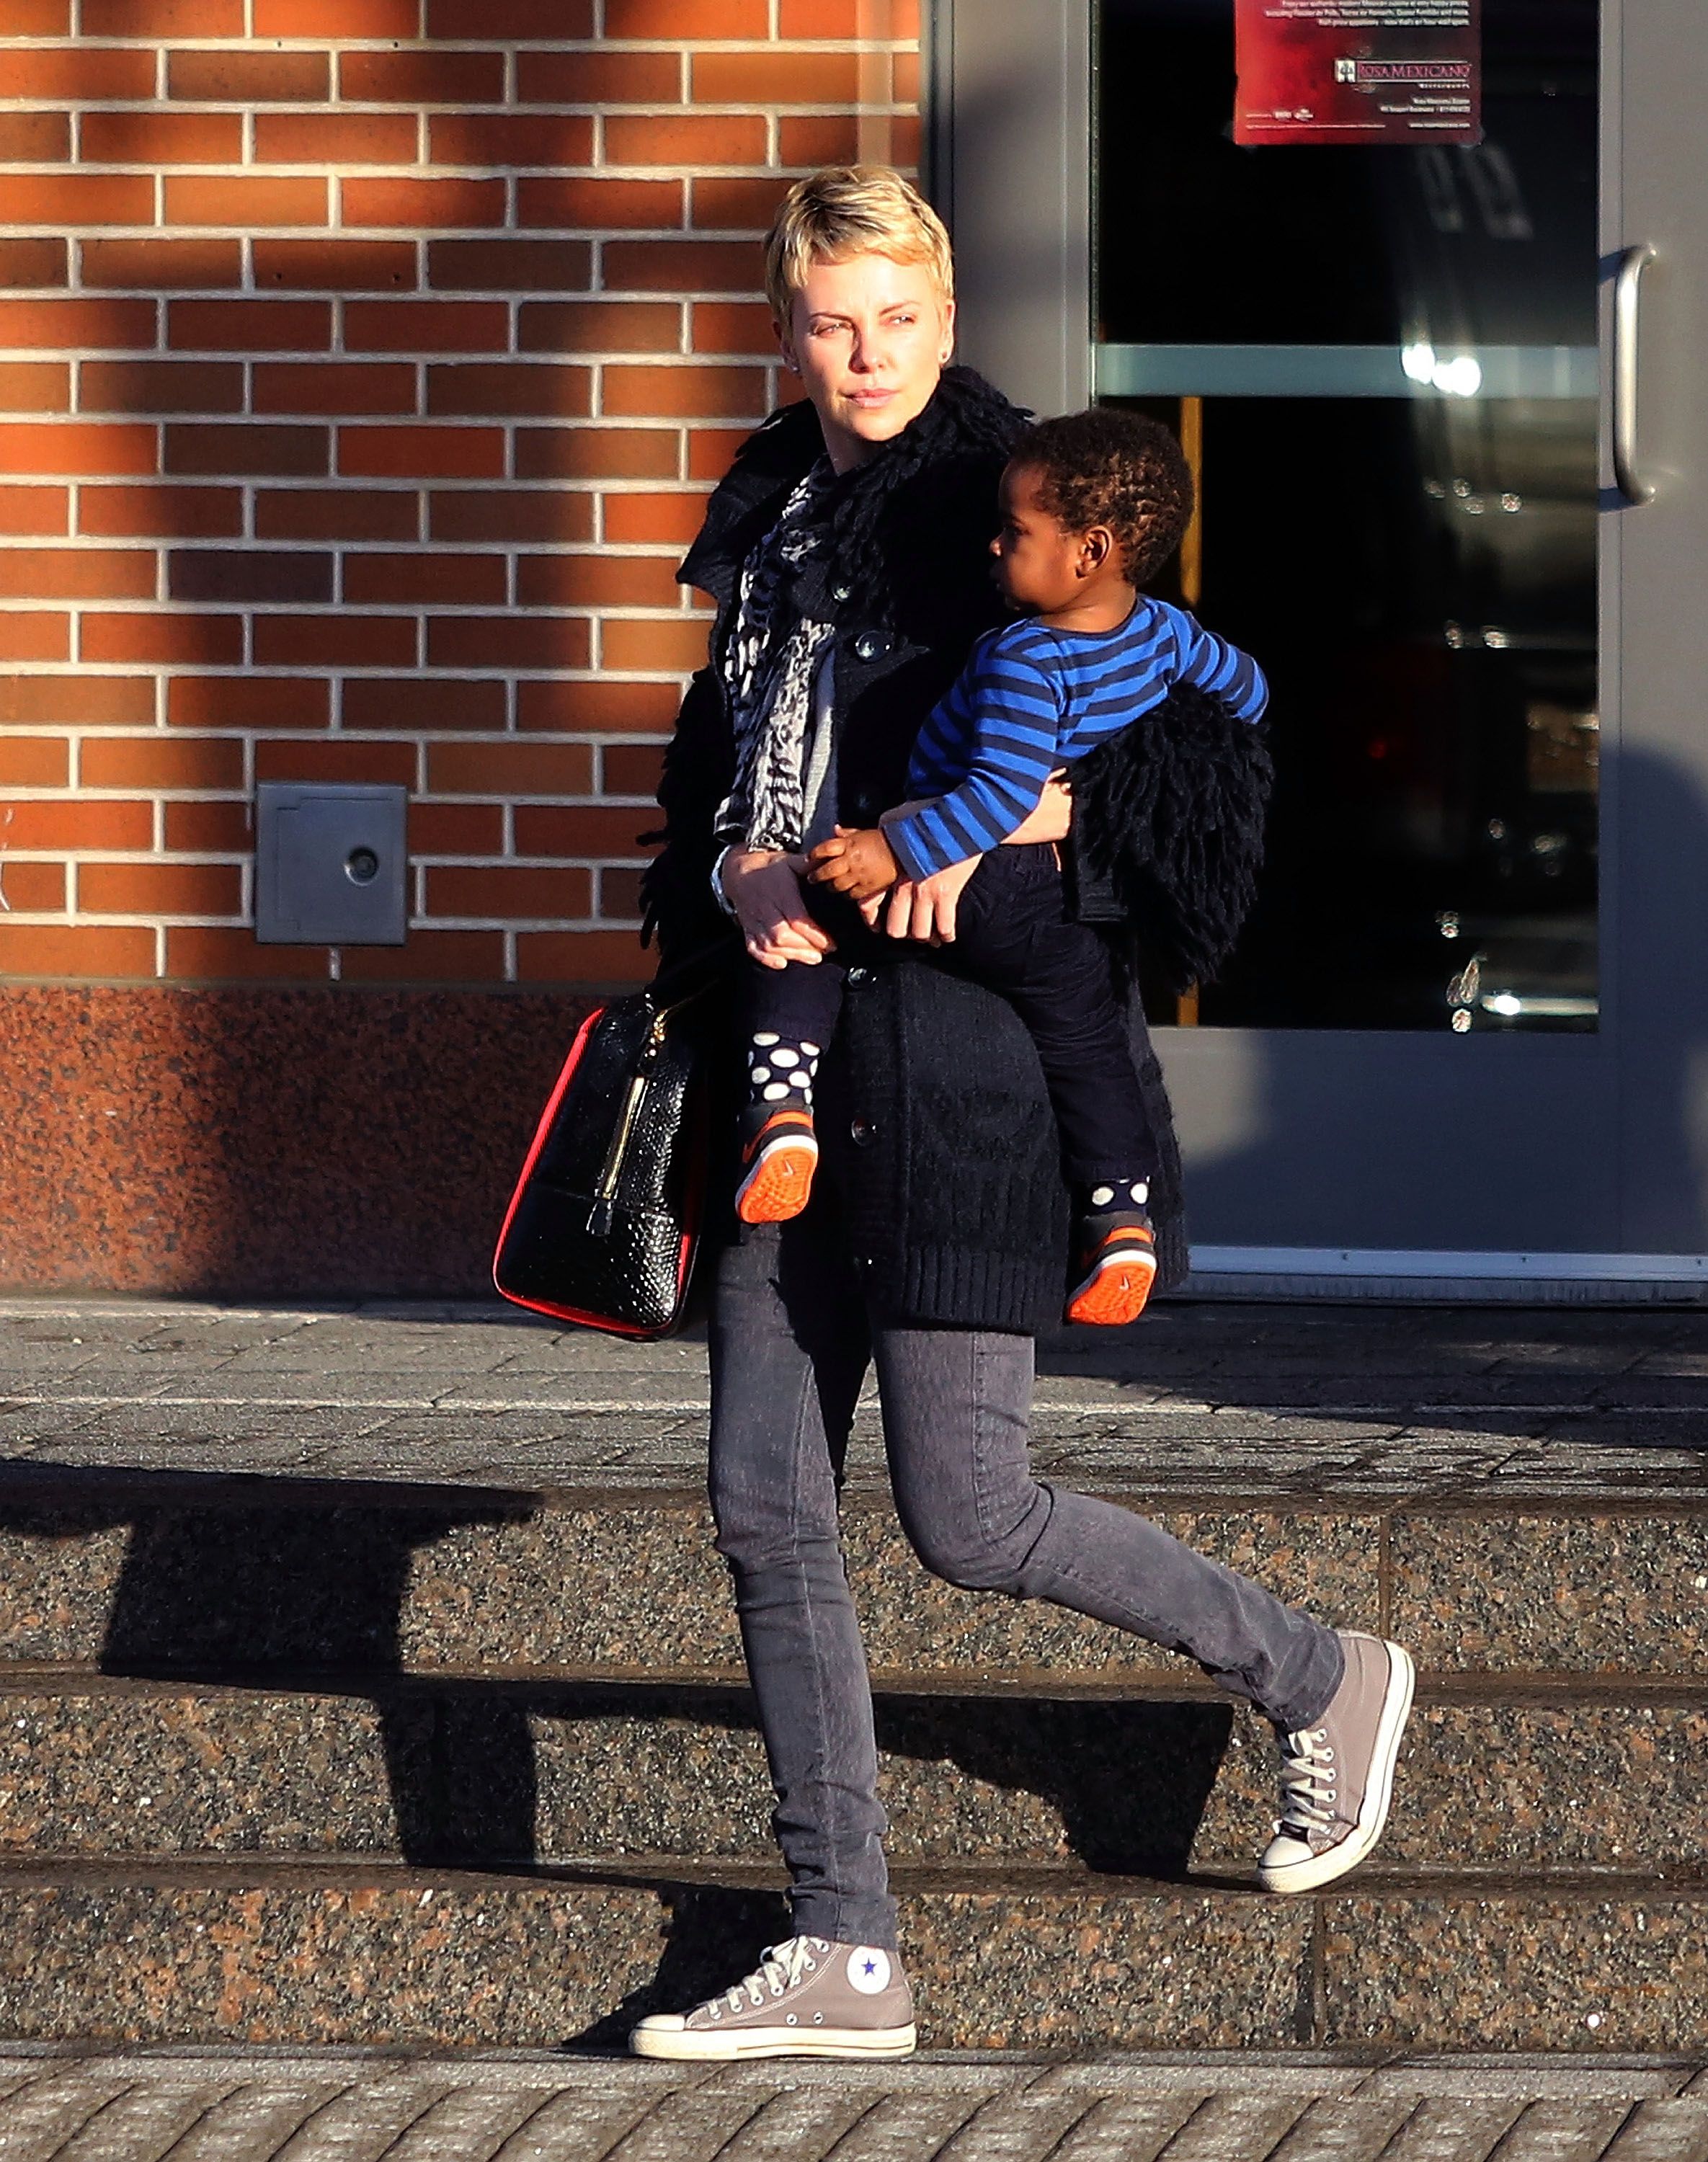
81, 613, 243, 664
891, 115, 922, 166
515, 804, 652, 855
427, 114, 592, 167
516, 178, 680, 232
777, 0, 858, 31
342, 177, 505, 231
342, 552, 504, 606
254, 0, 417, 30
81, 112, 242, 166
427, 738, 595, 795
602, 490, 706, 546
600, 742, 666, 795
169, 50, 329, 102
427, 863, 590, 918
0, 362, 68, 412
518, 678, 680, 732
687, 424, 749, 480
601, 616, 707, 672
252, 614, 416, 668
339, 50, 504, 104
0, 610, 67, 659
427, 0, 592, 33
515, 49, 678, 103
519, 300, 680, 355
80, 361, 244, 414
0, 674, 152, 726
426, 615, 590, 670
0, 734, 68, 786
779, 114, 862, 166
0, 861, 66, 912
602, 240, 758, 294
82, 241, 243, 291
339, 930, 507, 982
3, 799, 152, 848
0, 239, 66, 288
254, 737, 416, 784
168, 675, 330, 727
165, 927, 329, 979
429, 489, 592, 543
253, 362, 417, 416
338, 424, 502, 480
256, 488, 417, 541
0, 923, 155, 977
515, 553, 677, 609
0, 112, 69, 163
164, 424, 329, 478
81, 861, 242, 917
0, 419, 156, 476
514, 426, 677, 481
80, 485, 241, 539
516, 927, 649, 984
164, 800, 251, 852
0, 485, 68, 535
694, 178, 793, 236
170, 299, 332, 352
344, 301, 506, 355
894, 0, 920, 35
427, 241, 593, 294
693, 50, 860, 102
0, 2, 68, 32
894, 50, 920, 102
81, 734, 245, 790
82, 0, 242, 30
254, 241, 417, 293
0, 548, 154, 601
604, 115, 765, 169
342, 676, 506, 731
255, 113, 420, 166
2, 48, 154, 99
690, 298, 775, 354
165, 177, 329, 228
0, 298, 154, 350
169, 549, 332, 603
408, 800, 504, 853
597, 866, 644, 918
605, 0, 764, 34
425, 363, 591, 419
602, 362, 765, 419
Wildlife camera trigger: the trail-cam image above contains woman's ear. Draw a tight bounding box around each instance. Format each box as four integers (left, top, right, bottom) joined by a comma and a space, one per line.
774, 313, 801, 376
937, 295, 957, 365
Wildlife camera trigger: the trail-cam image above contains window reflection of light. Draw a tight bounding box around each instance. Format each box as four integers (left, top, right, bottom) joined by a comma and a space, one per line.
1484, 993, 1524, 1018
1400, 341, 1483, 397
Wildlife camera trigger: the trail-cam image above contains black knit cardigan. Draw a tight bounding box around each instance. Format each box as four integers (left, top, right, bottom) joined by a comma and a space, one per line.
641, 368, 1190, 1330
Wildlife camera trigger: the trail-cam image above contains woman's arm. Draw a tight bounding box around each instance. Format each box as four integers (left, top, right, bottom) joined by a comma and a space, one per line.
720, 847, 835, 969
869, 773, 1074, 943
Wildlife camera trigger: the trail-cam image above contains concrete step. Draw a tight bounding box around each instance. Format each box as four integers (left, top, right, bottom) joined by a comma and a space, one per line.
0, 1859, 1704, 2055
0, 1676, 1701, 1880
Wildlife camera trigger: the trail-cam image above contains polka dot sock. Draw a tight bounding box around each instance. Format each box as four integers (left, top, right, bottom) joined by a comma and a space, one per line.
1087, 1179, 1149, 1214
747, 1031, 822, 1116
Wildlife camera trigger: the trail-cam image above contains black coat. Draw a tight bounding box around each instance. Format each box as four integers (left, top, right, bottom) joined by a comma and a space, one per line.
641, 369, 1189, 1330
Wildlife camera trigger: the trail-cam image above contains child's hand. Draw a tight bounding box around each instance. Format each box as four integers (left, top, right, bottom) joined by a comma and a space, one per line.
806, 826, 900, 903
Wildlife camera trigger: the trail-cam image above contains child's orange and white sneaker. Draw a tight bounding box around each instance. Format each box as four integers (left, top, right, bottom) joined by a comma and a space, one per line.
1065, 1183, 1157, 1326
735, 1103, 819, 1224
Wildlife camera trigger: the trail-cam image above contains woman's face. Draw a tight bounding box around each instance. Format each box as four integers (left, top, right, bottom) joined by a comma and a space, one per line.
778, 252, 954, 473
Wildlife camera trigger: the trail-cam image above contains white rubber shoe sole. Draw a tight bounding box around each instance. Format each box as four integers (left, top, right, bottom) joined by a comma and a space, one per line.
630, 2018, 917, 2063
1256, 1638, 1415, 1895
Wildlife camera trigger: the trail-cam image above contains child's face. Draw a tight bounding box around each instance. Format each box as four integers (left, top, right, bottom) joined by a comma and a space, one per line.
990, 462, 1108, 614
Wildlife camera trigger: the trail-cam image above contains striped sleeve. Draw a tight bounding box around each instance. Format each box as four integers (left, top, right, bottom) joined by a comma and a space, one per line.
1162, 601, 1269, 722
889, 636, 1066, 881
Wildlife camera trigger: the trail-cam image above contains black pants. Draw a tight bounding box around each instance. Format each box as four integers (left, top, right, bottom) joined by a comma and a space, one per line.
742, 844, 1156, 1188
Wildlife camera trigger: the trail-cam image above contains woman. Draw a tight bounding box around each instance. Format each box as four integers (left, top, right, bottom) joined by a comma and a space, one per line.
633, 167, 1413, 2062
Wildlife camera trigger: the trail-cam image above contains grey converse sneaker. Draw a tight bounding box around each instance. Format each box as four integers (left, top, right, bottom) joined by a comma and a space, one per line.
1257, 1630, 1415, 1895
629, 1936, 916, 2062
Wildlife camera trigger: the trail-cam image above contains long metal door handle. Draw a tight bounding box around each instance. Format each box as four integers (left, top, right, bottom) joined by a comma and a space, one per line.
1613, 242, 1655, 506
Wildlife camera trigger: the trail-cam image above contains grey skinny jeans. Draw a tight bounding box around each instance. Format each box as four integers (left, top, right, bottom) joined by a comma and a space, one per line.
707, 1203, 1345, 1952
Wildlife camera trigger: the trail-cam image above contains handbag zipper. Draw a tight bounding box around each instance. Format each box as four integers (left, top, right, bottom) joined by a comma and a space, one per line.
586, 997, 682, 1237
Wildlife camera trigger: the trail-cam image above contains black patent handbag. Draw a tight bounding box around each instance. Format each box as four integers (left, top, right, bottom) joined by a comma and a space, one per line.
493, 961, 718, 1339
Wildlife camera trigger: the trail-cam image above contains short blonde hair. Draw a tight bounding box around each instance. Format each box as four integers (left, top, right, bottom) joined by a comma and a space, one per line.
763, 165, 954, 326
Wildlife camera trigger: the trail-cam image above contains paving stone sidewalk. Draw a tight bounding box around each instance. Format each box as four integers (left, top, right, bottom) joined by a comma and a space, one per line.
3, 1294, 1707, 1499
4, 2048, 1708, 2161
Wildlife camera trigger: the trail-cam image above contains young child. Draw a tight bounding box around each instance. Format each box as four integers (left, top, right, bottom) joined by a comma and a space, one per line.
734, 406, 1268, 1325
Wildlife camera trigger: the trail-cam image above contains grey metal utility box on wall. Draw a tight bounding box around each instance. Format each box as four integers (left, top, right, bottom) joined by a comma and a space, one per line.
254, 782, 409, 946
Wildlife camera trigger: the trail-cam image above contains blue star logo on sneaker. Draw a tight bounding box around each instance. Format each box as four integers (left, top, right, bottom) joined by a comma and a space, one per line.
846, 1947, 891, 1995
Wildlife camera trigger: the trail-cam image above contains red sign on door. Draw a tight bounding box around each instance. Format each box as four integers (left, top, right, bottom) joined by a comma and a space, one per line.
1234, 0, 1482, 146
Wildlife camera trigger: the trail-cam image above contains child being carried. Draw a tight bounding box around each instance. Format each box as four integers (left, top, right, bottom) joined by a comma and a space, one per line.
734, 406, 1268, 1326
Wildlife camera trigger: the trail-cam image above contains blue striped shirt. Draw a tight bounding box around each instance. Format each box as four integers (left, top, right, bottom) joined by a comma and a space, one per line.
887, 600, 1268, 882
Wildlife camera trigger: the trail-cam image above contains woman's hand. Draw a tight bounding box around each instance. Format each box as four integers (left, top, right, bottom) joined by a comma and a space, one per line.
867, 853, 982, 945
719, 846, 834, 971
1004, 770, 1073, 846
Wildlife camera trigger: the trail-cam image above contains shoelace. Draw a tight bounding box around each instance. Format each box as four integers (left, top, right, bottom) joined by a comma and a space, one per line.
705, 1936, 827, 2018
1275, 1725, 1338, 1838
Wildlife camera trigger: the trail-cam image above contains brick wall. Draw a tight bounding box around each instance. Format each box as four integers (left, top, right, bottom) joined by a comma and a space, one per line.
0, 0, 920, 993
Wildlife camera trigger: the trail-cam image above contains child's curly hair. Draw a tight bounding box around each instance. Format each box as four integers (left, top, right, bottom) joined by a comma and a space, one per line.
1014, 408, 1193, 585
